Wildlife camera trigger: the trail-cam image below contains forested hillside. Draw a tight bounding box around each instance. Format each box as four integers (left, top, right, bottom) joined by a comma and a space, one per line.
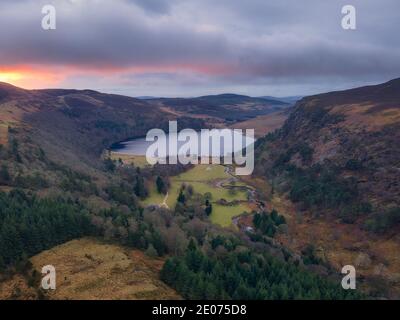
161, 242, 362, 300
255, 78, 400, 232
2, 80, 393, 299
0, 190, 93, 270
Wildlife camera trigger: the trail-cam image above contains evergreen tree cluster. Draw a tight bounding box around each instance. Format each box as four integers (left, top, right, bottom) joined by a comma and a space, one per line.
204, 199, 212, 216
161, 242, 363, 300
253, 209, 286, 238
134, 175, 148, 199
288, 164, 357, 210
255, 133, 375, 227
156, 176, 168, 195
105, 183, 139, 208
0, 190, 93, 270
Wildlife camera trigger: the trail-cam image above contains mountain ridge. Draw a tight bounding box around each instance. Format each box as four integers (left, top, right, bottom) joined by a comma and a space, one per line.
255, 77, 400, 226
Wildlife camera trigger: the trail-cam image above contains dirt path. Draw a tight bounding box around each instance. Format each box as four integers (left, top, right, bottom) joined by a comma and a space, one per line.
160, 192, 169, 209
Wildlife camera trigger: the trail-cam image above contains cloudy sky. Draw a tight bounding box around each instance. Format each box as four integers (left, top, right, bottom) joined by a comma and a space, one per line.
0, 0, 399, 97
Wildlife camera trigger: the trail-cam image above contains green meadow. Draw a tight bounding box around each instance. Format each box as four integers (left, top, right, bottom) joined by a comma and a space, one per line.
210, 203, 249, 227
141, 165, 251, 227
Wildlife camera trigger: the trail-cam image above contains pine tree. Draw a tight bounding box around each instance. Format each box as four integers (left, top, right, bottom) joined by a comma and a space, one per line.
177, 190, 186, 204
145, 244, 158, 258
205, 203, 212, 216
0, 164, 11, 184
134, 176, 148, 199
156, 176, 167, 194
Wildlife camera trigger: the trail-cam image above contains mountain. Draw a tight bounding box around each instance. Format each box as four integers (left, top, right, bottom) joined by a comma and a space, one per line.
0, 84, 161, 170
1, 80, 399, 299
0, 83, 215, 172
135, 96, 159, 100
197, 93, 287, 105
153, 93, 291, 122
258, 96, 303, 105
252, 78, 400, 298
0, 84, 297, 177
229, 110, 290, 138
2, 82, 353, 301
255, 78, 400, 230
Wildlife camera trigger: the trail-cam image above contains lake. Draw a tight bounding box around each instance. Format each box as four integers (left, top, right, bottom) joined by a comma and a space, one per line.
111, 129, 255, 158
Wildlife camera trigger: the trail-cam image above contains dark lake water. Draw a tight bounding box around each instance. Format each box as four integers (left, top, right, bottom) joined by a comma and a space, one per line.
111, 130, 255, 158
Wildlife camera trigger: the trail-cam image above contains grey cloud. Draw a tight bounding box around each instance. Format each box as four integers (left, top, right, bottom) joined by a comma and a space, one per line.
127, 0, 172, 14
0, 0, 399, 96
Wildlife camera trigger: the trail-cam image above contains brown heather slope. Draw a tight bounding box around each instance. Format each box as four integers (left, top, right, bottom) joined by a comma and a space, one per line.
0, 82, 165, 163
153, 93, 290, 123
0, 82, 210, 192
1, 83, 285, 174
0, 82, 291, 195
0, 84, 199, 300
230, 110, 289, 138
0, 238, 181, 300
256, 77, 400, 212
254, 78, 400, 298
0, 82, 39, 144
0, 83, 164, 197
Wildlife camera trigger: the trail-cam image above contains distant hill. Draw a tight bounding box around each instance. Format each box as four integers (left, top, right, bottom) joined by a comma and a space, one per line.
0, 83, 293, 190
0, 83, 214, 196
197, 93, 287, 105
258, 95, 303, 105
0, 83, 214, 165
155, 93, 290, 122
136, 96, 159, 100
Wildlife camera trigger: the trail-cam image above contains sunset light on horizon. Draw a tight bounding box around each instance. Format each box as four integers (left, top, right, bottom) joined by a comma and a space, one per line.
0, 71, 23, 84
0, 67, 62, 89
0, 0, 399, 97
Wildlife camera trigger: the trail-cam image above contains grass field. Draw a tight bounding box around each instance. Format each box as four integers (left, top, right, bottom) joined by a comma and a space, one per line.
174, 164, 227, 181
211, 203, 250, 227
142, 165, 251, 227
7, 238, 180, 300
229, 110, 288, 138
110, 153, 150, 168
141, 183, 168, 207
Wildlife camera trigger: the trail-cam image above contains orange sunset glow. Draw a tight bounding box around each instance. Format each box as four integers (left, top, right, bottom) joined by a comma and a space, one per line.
0, 63, 232, 92
0, 71, 23, 83
0, 68, 64, 89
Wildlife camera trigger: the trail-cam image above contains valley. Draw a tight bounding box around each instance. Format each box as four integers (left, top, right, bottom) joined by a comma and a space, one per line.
1, 0, 399, 307
0, 79, 399, 300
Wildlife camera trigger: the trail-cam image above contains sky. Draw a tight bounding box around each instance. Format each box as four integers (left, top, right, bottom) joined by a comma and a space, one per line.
0, 0, 399, 97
